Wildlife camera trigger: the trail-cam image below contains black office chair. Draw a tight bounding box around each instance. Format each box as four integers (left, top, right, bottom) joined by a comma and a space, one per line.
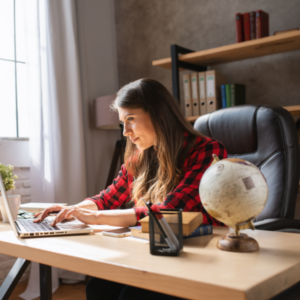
194, 105, 300, 232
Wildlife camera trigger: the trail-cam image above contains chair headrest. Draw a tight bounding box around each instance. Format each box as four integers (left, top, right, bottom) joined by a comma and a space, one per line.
194, 105, 258, 154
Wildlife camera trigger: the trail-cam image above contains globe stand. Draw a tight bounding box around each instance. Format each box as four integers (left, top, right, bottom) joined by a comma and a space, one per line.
217, 222, 259, 252
217, 233, 259, 252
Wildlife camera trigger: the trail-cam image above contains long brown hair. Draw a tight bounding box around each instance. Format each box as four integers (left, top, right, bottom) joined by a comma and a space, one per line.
112, 78, 203, 205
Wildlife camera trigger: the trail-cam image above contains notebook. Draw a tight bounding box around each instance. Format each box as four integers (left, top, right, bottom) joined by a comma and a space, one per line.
0, 174, 93, 238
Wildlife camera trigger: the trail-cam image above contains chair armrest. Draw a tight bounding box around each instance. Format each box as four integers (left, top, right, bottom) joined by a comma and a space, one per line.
254, 218, 300, 232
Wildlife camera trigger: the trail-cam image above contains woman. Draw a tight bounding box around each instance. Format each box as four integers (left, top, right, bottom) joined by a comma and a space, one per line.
34, 78, 227, 299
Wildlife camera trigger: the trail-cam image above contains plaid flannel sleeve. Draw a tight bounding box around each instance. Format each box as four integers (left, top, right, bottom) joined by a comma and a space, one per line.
84, 164, 131, 210
134, 139, 227, 226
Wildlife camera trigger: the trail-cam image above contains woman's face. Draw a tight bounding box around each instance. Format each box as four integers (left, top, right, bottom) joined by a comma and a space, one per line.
118, 107, 156, 151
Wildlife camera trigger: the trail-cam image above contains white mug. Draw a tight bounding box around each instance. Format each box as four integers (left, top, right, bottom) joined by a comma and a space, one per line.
0, 195, 21, 223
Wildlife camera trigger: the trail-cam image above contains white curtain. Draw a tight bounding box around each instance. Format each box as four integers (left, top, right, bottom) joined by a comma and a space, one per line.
27, 0, 87, 205
20, 1, 87, 299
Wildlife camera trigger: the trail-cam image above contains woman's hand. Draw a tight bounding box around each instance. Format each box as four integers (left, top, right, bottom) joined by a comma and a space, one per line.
33, 204, 74, 223
53, 207, 99, 226
33, 204, 137, 228
33, 204, 99, 226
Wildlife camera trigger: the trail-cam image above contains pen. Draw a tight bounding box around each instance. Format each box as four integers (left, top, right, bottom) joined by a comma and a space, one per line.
145, 202, 179, 251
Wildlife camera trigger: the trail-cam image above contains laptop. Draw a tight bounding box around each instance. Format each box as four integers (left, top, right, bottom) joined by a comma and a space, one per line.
0, 174, 93, 238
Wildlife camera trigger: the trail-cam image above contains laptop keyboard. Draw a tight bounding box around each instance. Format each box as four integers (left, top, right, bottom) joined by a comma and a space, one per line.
18, 219, 60, 232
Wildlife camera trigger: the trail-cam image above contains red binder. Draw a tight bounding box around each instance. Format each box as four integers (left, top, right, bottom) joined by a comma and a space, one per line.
242, 12, 251, 41
256, 10, 269, 38
235, 13, 244, 43
249, 11, 256, 40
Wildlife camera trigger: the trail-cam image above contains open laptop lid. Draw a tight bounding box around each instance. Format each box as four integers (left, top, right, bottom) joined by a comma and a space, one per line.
0, 174, 19, 237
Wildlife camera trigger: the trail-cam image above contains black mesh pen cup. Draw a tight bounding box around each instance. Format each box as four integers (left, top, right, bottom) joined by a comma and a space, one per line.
149, 208, 183, 256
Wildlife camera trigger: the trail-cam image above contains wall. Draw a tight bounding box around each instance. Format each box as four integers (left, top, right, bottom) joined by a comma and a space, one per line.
114, 0, 300, 218
114, 0, 300, 107
75, 0, 120, 197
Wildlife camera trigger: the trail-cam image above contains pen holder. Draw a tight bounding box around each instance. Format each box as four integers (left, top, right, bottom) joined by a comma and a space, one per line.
149, 209, 183, 256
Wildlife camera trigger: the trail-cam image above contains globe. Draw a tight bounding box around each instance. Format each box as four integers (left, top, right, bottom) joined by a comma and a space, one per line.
199, 157, 269, 237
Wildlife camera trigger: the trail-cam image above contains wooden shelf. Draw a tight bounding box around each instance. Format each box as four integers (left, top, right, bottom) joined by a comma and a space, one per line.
187, 105, 300, 123
153, 31, 300, 70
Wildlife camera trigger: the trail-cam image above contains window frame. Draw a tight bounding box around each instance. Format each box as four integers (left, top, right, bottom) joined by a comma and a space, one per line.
0, 0, 27, 138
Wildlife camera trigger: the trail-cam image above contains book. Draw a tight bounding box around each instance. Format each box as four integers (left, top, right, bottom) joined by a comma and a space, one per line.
183, 74, 193, 117
235, 13, 244, 43
242, 12, 251, 41
198, 72, 207, 115
256, 10, 269, 38
205, 70, 227, 114
139, 211, 203, 236
183, 224, 213, 239
221, 85, 227, 108
129, 224, 213, 241
249, 11, 256, 40
225, 84, 231, 107
191, 73, 200, 116
230, 84, 246, 106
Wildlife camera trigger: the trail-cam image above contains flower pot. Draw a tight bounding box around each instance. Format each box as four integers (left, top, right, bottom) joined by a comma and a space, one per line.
0, 195, 21, 223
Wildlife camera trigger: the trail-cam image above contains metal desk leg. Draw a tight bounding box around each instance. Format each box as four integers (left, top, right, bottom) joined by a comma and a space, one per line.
0, 258, 30, 300
39, 263, 52, 300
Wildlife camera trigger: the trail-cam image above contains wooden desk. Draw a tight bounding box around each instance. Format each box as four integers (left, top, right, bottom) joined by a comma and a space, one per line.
0, 223, 300, 300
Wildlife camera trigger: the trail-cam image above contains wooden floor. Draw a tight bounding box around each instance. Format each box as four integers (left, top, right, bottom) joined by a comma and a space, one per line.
9, 281, 86, 300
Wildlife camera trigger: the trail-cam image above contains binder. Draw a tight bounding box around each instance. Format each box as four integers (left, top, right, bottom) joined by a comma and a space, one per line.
198, 72, 206, 115
249, 11, 256, 40
183, 74, 193, 117
221, 85, 227, 108
191, 73, 200, 116
256, 10, 269, 38
235, 13, 244, 43
242, 12, 251, 41
225, 84, 231, 107
230, 84, 246, 106
205, 70, 227, 114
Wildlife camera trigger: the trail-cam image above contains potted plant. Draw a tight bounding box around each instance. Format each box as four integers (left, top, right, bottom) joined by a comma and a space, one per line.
0, 163, 20, 222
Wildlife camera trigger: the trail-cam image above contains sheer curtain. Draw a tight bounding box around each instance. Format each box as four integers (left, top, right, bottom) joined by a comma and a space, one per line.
28, 0, 87, 206
20, 1, 87, 299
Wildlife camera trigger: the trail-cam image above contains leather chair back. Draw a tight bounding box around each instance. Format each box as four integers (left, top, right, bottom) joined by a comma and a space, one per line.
194, 105, 300, 221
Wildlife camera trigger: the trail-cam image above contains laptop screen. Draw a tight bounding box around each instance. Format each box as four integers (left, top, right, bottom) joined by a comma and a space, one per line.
0, 174, 19, 237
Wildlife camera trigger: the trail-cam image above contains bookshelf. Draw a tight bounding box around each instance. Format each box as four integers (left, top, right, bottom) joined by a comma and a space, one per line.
186, 105, 300, 123
153, 31, 300, 69
152, 31, 300, 123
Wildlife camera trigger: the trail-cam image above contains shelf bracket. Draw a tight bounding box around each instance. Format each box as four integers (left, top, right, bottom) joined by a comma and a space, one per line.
171, 44, 207, 103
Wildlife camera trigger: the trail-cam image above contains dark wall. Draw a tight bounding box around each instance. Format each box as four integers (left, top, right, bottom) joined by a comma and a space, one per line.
114, 0, 300, 108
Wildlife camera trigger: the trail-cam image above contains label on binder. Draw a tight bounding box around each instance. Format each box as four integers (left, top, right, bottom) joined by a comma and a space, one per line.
184, 79, 190, 100
192, 77, 197, 99
199, 76, 205, 99
206, 75, 215, 97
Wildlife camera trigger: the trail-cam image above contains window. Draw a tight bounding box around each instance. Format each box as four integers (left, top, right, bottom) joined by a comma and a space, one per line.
0, 0, 29, 138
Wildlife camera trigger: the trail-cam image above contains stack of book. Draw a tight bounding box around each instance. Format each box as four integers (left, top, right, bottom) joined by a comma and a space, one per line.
182, 70, 226, 117
236, 10, 269, 43
221, 84, 246, 108
130, 211, 213, 241
130, 224, 213, 241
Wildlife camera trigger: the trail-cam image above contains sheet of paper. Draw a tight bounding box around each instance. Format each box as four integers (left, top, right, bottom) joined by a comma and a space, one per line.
47, 217, 123, 232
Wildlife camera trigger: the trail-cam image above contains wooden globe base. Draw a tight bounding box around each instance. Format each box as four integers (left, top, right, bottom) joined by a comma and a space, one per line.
217, 233, 259, 252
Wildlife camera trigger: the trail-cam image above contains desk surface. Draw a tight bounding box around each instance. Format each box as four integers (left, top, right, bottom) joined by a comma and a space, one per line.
0, 223, 300, 300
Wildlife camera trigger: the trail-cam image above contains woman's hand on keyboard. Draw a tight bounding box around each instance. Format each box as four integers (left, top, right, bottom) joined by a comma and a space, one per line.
51, 206, 98, 226
33, 205, 76, 224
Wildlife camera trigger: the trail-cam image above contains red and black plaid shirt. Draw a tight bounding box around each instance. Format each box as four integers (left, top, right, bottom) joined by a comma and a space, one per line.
85, 132, 227, 226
